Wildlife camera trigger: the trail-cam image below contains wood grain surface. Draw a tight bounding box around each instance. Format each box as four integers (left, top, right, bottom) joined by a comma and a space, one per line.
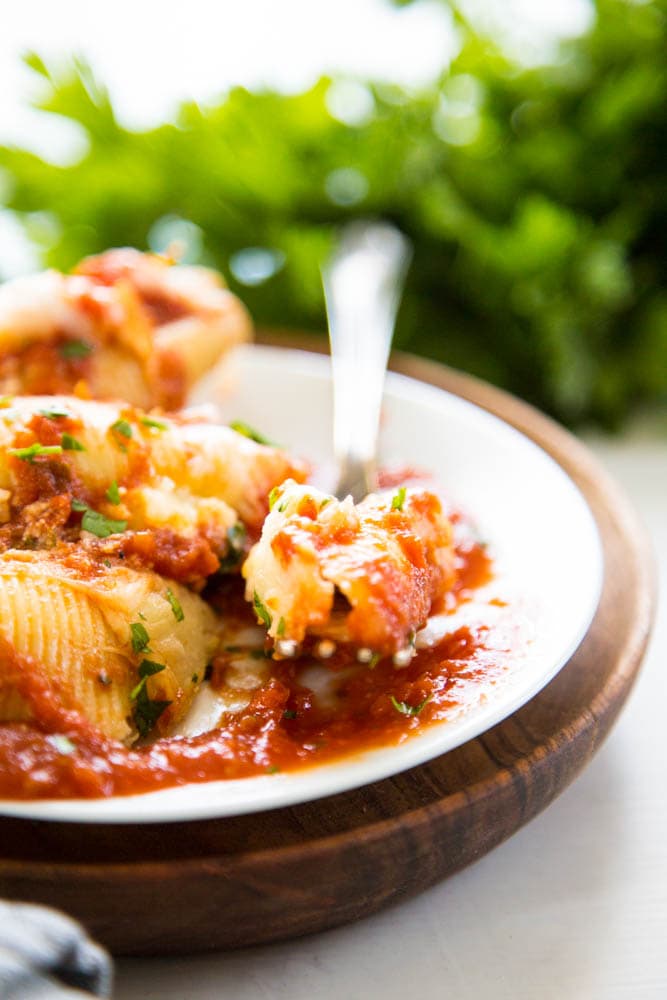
0, 346, 655, 956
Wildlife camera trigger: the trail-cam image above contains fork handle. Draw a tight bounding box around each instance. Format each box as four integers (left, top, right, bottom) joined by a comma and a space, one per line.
323, 221, 411, 503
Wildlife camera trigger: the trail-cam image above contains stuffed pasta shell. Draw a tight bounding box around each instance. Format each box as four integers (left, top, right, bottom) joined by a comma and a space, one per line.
0, 395, 306, 585
0, 548, 217, 744
243, 480, 456, 656
0, 248, 251, 410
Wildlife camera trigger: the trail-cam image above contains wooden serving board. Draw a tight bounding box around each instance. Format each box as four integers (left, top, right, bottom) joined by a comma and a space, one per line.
0, 348, 655, 956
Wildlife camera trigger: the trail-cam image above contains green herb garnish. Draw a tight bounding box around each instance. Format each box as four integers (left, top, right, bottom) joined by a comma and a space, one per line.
8, 443, 63, 463
191, 673, 199, 684
266, 764, 281, 774
253, 591, 272, 628
141, 416, 168, 431
368, 652, 381, 669
71, 498, 88, 512
218, 522, 247, 572
105, 480, 121, 504
268, 486, 280, 510
166, 587, 184, 622
229, 420, 275, 446
38, 407, 71, 419
61, 432, 85, 451
138, 659, 166, 678
110, 419, 132, 439
59, 339, 93, 360
130, 622, 151, 654
80, 507, 127, 538
391, 486, 407, 512
131, 677, 171, 738
390, 694, 431, 717
250, 649, 270, 660
130, 660, 166, 701
282, 709, 297, 720
277, 616, 286, 638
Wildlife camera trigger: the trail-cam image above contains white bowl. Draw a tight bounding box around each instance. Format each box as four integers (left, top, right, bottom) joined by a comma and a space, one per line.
0, 346, 603, 823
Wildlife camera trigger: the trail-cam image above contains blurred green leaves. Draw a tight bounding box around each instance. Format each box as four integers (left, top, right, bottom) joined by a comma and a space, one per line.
1, 0, 666, 427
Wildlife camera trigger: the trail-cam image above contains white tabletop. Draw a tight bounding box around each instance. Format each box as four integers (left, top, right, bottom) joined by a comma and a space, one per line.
116, 423, 667, 1000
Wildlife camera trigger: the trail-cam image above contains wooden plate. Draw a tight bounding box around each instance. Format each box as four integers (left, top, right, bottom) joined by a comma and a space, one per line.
0, 347, 655, 956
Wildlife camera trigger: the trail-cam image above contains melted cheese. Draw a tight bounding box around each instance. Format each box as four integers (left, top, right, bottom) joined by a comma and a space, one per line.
243, 480, 456, 654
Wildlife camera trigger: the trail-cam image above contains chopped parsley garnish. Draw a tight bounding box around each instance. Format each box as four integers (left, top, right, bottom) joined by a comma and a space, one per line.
61, 432, 86, 451
390, 694, 431, 717
130, 622, 151, 654
268, 486, 280, 510
130, 660, 167, 704
71, 497, 126, 537
141, 415, 168, 431
38, 406, 72, 419
166, 587, 184, 622
59, 339, 94, 360
218, 522, 247, 572
266, 764, 281, 774
111, 419, 133, 439
283, 709, 297, 720
131, 675, 171, 738
138, 659, 166, 679
368, 652, 381, 669
106, 480, 121, 504
191, 673, 199, 684
253, 591, 272, 628
250, 649, 271, 660
229, 420, 275, 446
46, 734, 76, 755
80, 508, 127, 538
277, 616, 286, 638
391, 486, 407, 512
8, 443, 63, 463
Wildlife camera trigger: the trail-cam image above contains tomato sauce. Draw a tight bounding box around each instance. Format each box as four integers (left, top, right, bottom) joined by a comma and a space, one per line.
0, 340, 95, 399
0, 540, 502, 801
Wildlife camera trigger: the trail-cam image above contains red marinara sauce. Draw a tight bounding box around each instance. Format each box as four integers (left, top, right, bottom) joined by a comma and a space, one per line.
0, 538, 498, 800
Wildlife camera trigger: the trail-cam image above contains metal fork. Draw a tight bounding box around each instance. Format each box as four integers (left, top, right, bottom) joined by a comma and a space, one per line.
322, 221, 411, 503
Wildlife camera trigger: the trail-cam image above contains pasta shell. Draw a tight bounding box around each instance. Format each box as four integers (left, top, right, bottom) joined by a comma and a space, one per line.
0, 249, 251, 409
0, 550, 218, 744
0, 396, 306, 572
243, 480, 456, 654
